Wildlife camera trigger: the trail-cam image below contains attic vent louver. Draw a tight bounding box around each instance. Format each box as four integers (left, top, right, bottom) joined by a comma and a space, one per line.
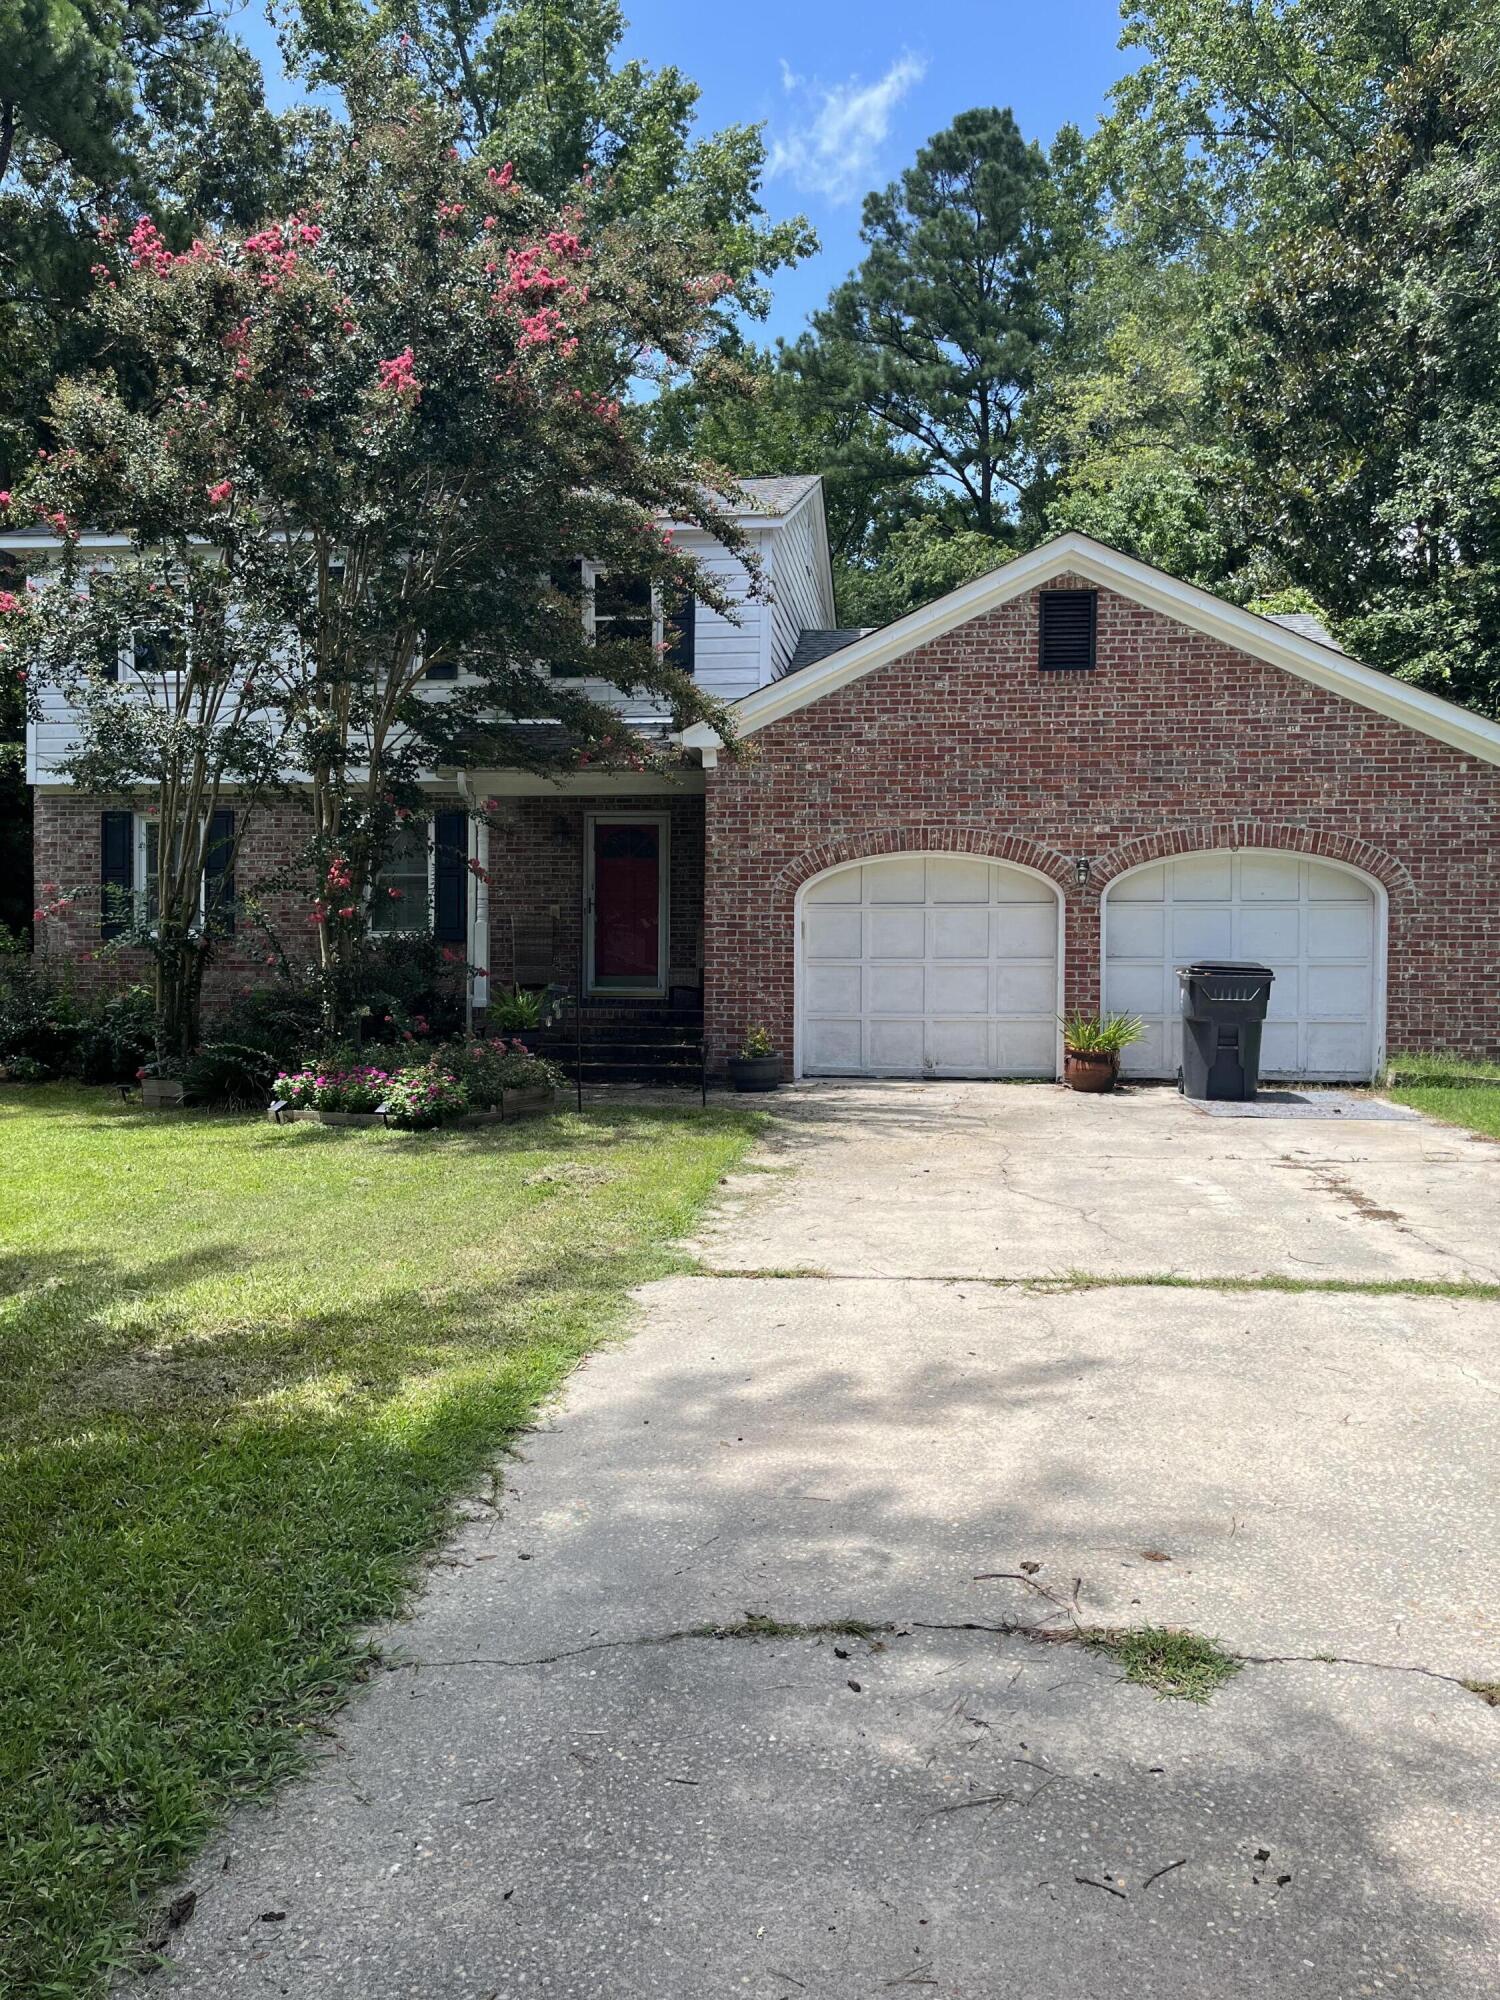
1038, 589, 1097, 671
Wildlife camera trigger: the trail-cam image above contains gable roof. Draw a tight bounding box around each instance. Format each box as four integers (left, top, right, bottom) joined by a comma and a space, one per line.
680, 531, 1500, 768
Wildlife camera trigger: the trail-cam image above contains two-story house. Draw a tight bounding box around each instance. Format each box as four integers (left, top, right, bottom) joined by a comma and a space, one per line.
12, 477, 1500, 1080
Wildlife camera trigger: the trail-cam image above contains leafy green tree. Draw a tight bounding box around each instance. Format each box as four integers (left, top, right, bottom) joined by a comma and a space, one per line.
1, 0, 305, 484
792, 108, 1051, 539
1095, 0, 1500, 709
289, 0, 813, 312
1214, 33, 1500, 709
644, 335, 926, 590
13, 70, 750, 1048
834, 515, 1003, 628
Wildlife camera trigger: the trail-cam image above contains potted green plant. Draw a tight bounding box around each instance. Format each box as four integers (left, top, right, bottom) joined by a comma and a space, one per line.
1060, 1011, 1144, 1093
727, 1024, 781, 1093
490, 985, 545, 1050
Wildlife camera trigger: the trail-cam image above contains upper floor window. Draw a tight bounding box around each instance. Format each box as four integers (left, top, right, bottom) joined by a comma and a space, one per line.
551, 560, 695, 678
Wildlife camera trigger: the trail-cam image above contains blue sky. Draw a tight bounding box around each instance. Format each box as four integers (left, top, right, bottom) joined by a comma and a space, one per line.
234, 0, 1133, 344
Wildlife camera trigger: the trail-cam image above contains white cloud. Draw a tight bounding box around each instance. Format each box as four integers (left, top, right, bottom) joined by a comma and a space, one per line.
767, 51, 927, 203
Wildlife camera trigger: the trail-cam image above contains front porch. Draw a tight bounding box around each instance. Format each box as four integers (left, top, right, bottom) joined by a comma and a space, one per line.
472, 783, 706, 1003
468, 781, 708, 1084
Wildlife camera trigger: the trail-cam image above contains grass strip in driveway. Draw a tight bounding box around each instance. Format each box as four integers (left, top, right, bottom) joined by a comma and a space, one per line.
0, 1085, 759, 1998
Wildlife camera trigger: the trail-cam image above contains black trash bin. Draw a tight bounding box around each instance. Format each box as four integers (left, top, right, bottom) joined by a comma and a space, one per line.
1177, 962, 1275, 1101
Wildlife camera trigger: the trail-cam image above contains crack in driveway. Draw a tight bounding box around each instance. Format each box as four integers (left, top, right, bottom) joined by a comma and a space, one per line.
388, 1617, 1494, 1702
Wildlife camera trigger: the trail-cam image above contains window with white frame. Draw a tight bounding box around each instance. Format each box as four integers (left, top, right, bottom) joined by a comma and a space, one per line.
551, 561, 694, 678
370, 823, 432, 932
134, 814, 205, 926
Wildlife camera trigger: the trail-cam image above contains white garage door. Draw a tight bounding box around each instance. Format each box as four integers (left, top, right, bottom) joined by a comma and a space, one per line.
1104, 851, 1380, 1081
800, 855, 1059, 1077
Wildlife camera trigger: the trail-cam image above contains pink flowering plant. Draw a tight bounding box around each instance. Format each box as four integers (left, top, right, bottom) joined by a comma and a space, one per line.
379, 1063, 469, 1130
448, 1037, 563, 1108
16, 63, 754, 1048
273, 1063, 396, 1113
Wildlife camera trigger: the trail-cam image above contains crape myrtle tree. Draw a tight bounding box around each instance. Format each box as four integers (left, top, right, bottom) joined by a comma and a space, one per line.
11, 64, 749, 1050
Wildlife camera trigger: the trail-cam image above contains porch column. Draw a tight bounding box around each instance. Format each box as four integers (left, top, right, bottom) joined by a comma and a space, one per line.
470, 813, 491, 1010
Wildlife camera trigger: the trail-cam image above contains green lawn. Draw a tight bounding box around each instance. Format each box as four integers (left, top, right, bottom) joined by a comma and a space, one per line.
0, 1085, 759, 1996
1386, 1052, 1500, 1139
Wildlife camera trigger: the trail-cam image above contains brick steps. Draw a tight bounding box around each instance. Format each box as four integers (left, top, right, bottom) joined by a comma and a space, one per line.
542, 1001, 705, 1088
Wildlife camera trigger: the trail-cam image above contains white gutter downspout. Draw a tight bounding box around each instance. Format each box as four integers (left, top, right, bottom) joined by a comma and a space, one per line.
455, 772, 491, 1027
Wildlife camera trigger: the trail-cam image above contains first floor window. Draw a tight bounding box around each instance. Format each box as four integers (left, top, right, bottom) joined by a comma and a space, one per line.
137, 817, 162, 925
370, 824, 432, 932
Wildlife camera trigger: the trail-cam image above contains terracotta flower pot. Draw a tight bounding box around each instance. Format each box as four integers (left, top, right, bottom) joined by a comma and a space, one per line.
1063, 1049, 1117, 1094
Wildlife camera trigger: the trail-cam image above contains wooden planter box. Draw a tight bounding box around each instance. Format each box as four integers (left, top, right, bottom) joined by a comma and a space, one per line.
142, 1077, 186, 1110
268, 1088, 557, 1129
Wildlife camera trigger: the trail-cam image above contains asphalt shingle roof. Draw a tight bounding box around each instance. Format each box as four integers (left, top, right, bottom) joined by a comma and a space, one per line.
733, 475, 823, 515
781, 628, 868, 678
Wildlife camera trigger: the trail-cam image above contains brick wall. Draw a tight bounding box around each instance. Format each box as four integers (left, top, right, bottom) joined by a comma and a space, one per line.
703, 578, 1500, 1070
32, 792, 320, 1015
33, 788, 708, 1016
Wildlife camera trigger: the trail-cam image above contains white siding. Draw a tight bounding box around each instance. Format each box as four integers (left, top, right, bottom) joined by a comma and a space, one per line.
681, 528, 770, 700
14, 491, 822, 774
765, 495, 837, 678
28, 683, 79, 784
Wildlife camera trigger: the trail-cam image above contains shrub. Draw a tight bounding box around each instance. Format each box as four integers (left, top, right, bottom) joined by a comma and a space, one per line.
217, 986, 325, 1069
0, 936, 82, 1078
74, 987, 155, 1084
449, 1038, 563, 1108
184, 1042, 278, 1109
380, 1064, 469, 1129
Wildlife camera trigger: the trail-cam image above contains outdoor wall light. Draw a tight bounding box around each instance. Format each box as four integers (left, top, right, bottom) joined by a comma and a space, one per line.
1074, 857, 1092, 888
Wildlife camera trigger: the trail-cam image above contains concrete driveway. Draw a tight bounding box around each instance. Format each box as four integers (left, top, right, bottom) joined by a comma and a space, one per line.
129, 1084, 1499, 1998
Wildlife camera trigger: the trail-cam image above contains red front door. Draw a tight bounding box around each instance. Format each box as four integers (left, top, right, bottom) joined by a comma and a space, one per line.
591, 820, 662, 986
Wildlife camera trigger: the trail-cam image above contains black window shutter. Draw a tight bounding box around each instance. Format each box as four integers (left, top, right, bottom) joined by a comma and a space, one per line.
666, 590, 696, 675
550, 558, 585, 677
432, 809, 467, 944
1038, 590, 1098, 671
205, 808, 235, 936
100, 810, 134, 937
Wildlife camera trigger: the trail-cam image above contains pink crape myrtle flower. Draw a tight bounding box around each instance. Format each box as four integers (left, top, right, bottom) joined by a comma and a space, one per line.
206, 479, 234, 506
377, 348, 421, 399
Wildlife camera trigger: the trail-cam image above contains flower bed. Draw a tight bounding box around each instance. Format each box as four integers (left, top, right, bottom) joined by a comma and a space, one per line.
270, 1040, 563, 1131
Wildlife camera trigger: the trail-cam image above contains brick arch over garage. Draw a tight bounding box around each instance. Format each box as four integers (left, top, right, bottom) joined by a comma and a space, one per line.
772, 825, 1077, 901
1091, 823, 1417, 911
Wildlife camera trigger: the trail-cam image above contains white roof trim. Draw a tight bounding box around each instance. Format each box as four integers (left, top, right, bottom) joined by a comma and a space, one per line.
679, 531, 1500, 769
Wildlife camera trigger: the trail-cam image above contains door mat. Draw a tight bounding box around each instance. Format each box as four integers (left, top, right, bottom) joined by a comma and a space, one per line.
1186, 1091, 1419, 1121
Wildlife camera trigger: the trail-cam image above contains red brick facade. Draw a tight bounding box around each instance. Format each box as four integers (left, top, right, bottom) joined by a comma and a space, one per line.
32, 793, 321, 1013
32, 787, 708, 1017
32, 577, 1500, 1071
702, 580, 1500, 1070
